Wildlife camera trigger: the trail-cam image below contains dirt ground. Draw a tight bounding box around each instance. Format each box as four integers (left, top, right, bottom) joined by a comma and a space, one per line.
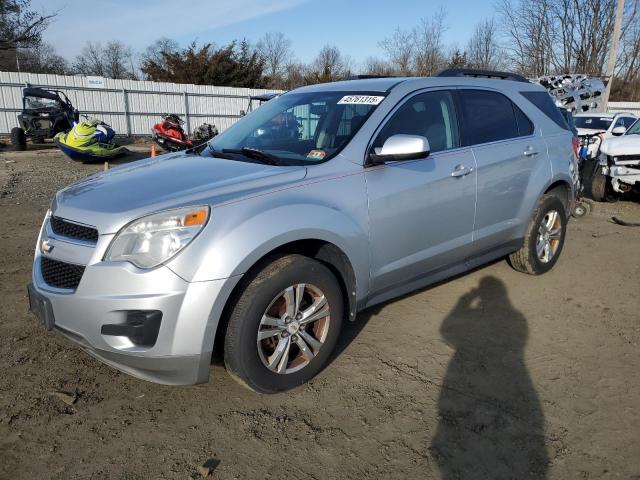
0, 143, 639, 480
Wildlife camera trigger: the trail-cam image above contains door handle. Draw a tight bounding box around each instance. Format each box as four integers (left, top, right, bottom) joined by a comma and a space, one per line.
524, 148, 539, 157
451, 164, 474, 177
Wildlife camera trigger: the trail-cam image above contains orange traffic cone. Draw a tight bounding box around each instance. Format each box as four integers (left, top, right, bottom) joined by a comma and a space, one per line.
151, 145, 157, 157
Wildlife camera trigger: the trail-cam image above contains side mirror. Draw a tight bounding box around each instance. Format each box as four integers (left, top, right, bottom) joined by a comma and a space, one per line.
368, 134, 430, 165
611, 126, 626, 136
240, 110, 246, 117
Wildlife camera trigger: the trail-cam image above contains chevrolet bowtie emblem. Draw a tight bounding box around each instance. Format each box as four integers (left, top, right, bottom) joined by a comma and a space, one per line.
40, 239, 54, 254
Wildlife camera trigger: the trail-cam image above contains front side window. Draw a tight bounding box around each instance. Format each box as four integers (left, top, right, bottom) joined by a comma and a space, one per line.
206, 91, 385, 165
614, 116, 636, 129
372, 90, 460, 153
458, 90, 523, 145
626, 119, 640, 135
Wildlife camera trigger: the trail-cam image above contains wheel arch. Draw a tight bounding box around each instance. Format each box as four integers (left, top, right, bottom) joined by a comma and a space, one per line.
543, 179, 573, 215
212, 238, 358, 359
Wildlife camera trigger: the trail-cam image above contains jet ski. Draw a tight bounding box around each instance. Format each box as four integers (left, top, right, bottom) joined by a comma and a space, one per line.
54, 118, 128, 162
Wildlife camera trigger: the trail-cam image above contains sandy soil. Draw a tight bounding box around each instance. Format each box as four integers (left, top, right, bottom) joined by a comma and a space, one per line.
0, 144, 639, 480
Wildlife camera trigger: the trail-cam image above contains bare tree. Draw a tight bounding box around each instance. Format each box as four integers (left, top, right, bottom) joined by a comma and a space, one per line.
446, 48, 469, 69
466, 18, 504, 70
257, 32, 293, 87
0, 0, 56, 51
73, 40, 136, 79
103, 41, 135, 79
413, 9, 448, 76
379, 27, 414, 75
17, 41, 68, 74
498, 0, 640, 77
308, 45, 351, 83
141, 37, 179, 78
362, 56, 395, 76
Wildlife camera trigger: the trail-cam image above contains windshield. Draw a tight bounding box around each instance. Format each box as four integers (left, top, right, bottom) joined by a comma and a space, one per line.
574, 116, 612, 130
24, 95, 61, 110
626, 119, 640, 135
205, 91, 385, 165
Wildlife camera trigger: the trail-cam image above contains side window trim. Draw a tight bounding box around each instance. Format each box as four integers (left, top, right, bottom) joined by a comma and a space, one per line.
457, 88, 537, 148
365, 87, 464, 161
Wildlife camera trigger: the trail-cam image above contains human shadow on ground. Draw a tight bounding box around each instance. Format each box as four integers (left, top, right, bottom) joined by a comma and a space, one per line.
429, 276, 549, 479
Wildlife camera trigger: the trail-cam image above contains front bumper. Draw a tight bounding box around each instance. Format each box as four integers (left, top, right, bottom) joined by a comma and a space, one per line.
30, 218, 241, 385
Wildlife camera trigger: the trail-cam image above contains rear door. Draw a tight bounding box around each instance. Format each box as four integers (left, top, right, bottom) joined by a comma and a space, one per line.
456, 89, 548, 257
365, 89, 477, 300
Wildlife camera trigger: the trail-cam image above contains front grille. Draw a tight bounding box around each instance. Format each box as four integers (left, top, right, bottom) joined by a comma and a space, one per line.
50, 216, 98, 243
40, 257, 85, 290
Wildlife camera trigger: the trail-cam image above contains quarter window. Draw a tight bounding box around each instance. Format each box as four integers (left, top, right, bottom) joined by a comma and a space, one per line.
373, 90, 460, 153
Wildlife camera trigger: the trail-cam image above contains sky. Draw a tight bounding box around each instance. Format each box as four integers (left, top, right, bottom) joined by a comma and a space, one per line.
31, 0, 494, 66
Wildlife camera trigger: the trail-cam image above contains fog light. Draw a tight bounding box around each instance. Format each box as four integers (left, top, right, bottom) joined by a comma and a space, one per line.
101, 310, 162, 347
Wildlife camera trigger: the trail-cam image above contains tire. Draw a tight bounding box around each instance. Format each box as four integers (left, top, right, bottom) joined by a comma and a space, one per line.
589, 168, 619, 202
224, 254, 344, 393
509, 194, 567, 275
590, 168, 607, 202
11, 127, 26, 151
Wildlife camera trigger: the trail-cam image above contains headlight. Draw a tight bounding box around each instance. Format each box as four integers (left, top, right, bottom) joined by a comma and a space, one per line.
105, 206, 209, 269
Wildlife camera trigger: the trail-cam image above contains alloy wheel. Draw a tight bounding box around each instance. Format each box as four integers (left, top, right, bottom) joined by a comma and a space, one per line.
256, 283, 331, 374
536, 209, 562, 263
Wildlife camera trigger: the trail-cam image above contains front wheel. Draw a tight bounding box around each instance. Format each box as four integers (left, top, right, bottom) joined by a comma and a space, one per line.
224, 254, 343, 393
509, 195, 567, 275
11, 127, 26, 151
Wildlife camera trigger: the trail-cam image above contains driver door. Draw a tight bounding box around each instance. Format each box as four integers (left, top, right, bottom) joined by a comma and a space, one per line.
364, 89, 477, 301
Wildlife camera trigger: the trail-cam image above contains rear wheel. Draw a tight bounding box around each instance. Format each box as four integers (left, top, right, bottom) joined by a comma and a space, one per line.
224, 254, 343, 393
11, 127, 26, 151
509, 195, 567, 275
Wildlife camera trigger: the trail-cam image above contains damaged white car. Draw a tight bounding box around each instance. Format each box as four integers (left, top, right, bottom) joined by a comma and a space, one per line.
593, 118, 640, 201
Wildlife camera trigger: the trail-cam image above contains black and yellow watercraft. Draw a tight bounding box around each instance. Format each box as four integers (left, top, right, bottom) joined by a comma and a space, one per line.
54, 118, 128, 162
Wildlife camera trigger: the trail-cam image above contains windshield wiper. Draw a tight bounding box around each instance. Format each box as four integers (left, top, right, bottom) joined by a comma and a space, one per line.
222, 147, 281, 165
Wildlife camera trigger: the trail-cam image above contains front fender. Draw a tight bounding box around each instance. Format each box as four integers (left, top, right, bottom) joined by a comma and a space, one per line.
166, 177, 371, 303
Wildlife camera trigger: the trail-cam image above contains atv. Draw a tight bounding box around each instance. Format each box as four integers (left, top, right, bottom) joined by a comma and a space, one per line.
11, 86, 79, 150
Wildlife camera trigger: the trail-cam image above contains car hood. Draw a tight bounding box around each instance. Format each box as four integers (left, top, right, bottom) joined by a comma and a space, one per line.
53, 152, 308, 234
577, 128, 606, 136
600, 135, 640, 156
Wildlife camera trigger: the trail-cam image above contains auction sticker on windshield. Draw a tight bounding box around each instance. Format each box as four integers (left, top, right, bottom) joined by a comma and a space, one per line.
337, 95, 385, 105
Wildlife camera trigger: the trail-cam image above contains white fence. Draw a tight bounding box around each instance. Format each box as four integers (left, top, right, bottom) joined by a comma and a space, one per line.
607, 101, 640, 115
0, 71, 281, 136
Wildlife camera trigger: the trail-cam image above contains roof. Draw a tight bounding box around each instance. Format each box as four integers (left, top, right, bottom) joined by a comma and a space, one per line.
290, 75, 546, 95
22, 87, 61, 100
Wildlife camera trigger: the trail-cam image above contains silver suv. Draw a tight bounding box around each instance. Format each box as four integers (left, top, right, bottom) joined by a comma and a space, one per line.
28, 70, 577, 393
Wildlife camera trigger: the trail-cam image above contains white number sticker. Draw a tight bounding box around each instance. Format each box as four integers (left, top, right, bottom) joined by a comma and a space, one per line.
337, 95, 385, 105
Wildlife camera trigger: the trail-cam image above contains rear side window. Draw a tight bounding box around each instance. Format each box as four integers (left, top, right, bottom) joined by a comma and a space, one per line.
520, 91, 569, 130
457, 90, 522, 145
514, 104, 534, 136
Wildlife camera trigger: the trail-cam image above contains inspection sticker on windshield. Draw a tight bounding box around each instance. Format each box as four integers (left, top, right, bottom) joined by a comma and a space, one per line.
337, 95, 384, 105
307, 149, 326, 160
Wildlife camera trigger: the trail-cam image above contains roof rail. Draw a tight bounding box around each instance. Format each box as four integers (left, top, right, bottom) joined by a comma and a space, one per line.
348, 74, 398, 80
436, 68, 530, 83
